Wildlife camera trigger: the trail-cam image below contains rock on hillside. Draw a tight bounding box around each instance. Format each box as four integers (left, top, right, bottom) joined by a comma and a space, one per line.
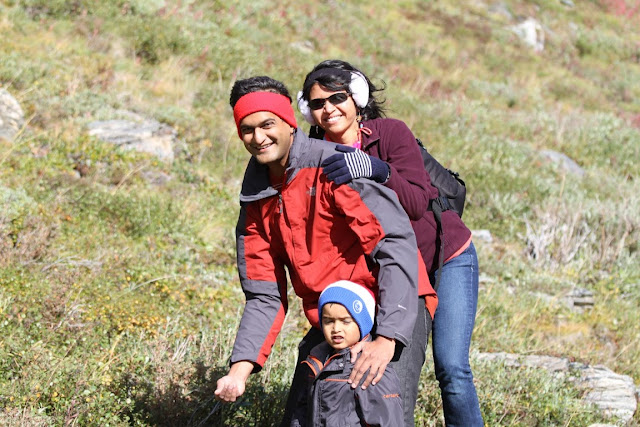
0, 88, 25, 142
539, 149, 586, 177
477, 352, 638, 424
87, 113, 179, 162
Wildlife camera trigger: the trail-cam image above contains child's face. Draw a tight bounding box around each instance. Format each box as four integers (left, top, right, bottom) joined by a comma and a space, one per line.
321, 303, 361, 350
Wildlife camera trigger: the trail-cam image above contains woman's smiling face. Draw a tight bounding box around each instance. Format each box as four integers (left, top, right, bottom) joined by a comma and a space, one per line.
309, 83, 359, 145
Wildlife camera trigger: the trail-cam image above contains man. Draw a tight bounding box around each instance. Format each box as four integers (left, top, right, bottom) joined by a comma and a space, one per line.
214, 76, 436, 426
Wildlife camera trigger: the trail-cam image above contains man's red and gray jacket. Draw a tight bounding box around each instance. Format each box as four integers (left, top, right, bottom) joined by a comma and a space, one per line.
231, 129, 436, 371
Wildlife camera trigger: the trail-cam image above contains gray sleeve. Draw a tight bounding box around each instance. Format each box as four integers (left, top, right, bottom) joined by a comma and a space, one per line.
345, 180, 420, 346
230, 204, 288, 371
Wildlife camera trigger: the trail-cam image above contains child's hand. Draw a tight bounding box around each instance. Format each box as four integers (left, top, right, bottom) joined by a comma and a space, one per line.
214, 361, 253, 402
348, 335, 395, 390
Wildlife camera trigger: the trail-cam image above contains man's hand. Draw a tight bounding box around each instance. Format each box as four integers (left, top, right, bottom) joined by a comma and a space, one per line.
214, 361, 253, 402
214, 375, 245, 402
348, 335, 395, 389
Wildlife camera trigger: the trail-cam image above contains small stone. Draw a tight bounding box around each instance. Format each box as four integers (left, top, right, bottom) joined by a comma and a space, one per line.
539, 149, 585, 177
472, 229, 493, 243
141, 170, 172, 186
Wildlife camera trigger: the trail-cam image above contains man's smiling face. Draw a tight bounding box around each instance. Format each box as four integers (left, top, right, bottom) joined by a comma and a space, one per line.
239, 111, 294, 176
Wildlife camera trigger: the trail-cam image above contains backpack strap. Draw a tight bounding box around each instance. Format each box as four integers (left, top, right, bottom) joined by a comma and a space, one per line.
419, 136, 465, 292
428, 196, 450, 292
429, 195, 453, 213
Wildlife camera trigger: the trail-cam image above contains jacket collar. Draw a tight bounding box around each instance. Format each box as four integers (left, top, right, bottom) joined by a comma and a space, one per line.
307, 335, 373, 378
360, 119, 381, 151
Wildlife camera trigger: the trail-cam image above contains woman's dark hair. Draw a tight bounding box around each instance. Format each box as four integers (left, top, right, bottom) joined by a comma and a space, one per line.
301, 59, 386, 123
229, 76, 292, 108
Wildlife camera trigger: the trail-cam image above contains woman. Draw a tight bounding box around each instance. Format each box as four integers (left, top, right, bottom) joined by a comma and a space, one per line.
298, 60, 483, 426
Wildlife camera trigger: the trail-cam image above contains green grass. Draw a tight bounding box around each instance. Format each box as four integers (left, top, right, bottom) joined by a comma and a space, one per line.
1, 0, 639, 425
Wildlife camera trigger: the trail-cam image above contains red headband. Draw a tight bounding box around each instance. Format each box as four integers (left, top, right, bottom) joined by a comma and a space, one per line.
233, 92, 297, 138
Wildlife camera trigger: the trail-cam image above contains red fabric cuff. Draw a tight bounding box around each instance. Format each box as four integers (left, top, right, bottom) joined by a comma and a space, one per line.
233, 92, 297, 138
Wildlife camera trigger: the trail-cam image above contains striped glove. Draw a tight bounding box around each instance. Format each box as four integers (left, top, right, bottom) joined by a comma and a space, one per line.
322, 144, 390, 185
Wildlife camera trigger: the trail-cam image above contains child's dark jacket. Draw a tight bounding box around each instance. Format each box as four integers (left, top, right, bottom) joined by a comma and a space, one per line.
291, 338, 403, 427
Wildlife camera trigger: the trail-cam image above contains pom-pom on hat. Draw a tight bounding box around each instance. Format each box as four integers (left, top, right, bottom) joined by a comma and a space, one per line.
318, 280, 376, 340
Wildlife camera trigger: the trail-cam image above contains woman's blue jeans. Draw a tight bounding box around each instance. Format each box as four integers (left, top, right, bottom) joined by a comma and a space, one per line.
431, 241, 483, 426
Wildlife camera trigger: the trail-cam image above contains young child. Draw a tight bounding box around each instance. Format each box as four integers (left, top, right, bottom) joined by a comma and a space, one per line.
290, 280, 403, 427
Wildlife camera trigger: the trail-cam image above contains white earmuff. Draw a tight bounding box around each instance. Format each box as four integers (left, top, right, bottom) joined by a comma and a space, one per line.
297, 90, 316, 125
349, 71, 369, 108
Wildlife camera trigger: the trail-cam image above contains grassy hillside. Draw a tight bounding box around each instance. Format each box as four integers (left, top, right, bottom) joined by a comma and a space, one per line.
1, 0, 639, 425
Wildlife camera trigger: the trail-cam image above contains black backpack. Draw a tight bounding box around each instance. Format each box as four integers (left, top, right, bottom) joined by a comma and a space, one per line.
416, 138, 467, 291
416, 138, 466, 218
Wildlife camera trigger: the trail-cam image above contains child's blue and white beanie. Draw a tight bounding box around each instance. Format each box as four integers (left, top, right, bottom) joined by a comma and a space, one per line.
318, 280, 376, 340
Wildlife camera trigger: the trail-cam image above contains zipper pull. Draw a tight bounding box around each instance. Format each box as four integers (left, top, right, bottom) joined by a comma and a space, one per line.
278, 193, 283, 214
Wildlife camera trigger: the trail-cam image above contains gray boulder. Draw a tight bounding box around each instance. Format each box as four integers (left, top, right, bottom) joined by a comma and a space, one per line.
0, 88, 25, 142
575, 365, 638, 423
477, 352, 638, 424
510, 18, 545, 52
87, 117, 177, 162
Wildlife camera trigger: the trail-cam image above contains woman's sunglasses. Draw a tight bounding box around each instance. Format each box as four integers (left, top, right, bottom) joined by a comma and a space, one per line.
308, 92, 350, 110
